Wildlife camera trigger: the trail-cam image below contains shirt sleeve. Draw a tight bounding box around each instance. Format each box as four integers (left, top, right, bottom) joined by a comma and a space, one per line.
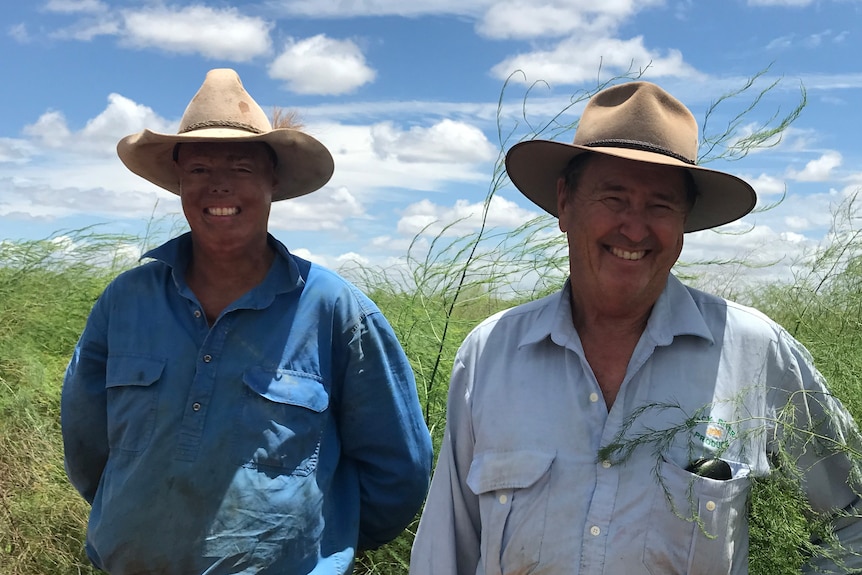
768, 331, 862, 573
336, 307, 433, 550
61, 291, 110, 505
410, 347, 482, 575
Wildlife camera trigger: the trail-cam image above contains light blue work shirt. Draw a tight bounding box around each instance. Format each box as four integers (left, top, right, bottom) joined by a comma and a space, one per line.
62, 233, 432, 575
410, 275, 862, 575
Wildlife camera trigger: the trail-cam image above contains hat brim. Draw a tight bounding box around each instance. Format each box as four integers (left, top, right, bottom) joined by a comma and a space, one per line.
117, 127, 334, 201
505, 140, 757, 233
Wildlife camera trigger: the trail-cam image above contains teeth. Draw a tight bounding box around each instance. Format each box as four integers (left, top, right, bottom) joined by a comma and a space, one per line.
611, 247, 646, 261
207, 207, 239, 216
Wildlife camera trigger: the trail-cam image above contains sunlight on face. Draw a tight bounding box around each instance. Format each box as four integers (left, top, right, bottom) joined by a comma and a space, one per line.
557, 154, 688, 322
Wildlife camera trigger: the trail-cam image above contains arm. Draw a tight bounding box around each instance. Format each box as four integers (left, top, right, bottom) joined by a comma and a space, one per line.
337, 309, 433, 550
61, 294, 110, 504
410, 349, 482, 575
768, 333, 862, 573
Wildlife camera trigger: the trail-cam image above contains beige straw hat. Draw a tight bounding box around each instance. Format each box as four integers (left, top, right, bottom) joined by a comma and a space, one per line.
505, 81, 757, 232
117, 68, 334, 201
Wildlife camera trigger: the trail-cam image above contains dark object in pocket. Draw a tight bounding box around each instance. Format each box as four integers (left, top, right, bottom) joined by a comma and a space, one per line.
685, 457, 732, 480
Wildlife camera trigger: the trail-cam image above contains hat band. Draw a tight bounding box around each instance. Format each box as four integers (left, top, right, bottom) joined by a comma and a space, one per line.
180, 120, 265, 135
584, 139, 696, 165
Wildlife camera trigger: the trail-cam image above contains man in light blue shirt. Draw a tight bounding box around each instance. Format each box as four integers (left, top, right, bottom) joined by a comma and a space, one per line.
410, 81, 862, 574
61, 68, 432, 575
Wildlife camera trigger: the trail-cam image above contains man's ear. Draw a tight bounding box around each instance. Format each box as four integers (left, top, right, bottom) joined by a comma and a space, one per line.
556, 177, 569, 232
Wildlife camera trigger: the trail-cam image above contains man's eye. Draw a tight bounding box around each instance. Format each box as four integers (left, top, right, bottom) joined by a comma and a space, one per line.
600, 197, 626, 211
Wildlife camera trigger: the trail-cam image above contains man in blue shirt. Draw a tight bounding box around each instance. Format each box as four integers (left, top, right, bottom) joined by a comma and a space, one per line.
61, 68, 433, 575
410, 82, 862, 574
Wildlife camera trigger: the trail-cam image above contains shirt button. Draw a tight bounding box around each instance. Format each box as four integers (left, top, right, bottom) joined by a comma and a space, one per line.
590, 526, 601, 536
203, 354, 212, 363
589, 392, 599, 403
705, 501, 716, 512
498, 494, 508, 504
193, 310, 202, 318
601, 460, 611, 469
192, 402, 202, 412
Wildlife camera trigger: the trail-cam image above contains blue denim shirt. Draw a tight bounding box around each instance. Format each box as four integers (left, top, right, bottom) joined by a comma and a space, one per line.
62, 233, 432, 575
411, 276, 862, 575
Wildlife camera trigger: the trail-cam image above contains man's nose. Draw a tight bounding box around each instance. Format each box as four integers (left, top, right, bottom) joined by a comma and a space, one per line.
207, 169, 231, 192
617, 206, 651, 242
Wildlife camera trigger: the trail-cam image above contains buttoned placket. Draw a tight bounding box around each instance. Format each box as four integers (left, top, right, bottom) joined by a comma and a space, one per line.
174, 304, 231, 462
578, 388, 621, 574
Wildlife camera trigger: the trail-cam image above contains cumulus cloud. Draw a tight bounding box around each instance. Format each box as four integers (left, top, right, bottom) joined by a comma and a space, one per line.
313, 122, 492, 195
269, 35, 376, 95
269, 186, 366, 232
748, 173, 787, 200
23, 93, 171, 156
492, 35, 698, 85
269, 0, 491, 18
119, 5, 272, 61
371, 120, 496, 163
787, 151, 842, 182
0, 139, 37, 164
478, 0, 661, 40
397, 194, 537, 237
0, 177, 168, 221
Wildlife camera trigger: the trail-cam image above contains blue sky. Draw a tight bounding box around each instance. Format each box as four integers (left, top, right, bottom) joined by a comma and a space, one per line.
1, 0, 861, 287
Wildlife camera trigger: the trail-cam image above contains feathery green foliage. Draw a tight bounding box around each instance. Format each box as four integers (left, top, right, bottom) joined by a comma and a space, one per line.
4, 71, 860, 575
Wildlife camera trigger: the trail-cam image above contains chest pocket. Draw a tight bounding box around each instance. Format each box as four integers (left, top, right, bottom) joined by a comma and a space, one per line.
467, 450, 556, 575
236, 368, 330, 475
643, 457, 751, 575
105, 354, 165, 453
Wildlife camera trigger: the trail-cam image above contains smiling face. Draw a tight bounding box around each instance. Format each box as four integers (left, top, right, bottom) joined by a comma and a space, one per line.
175, 141, 278, 257
557, 153, 690, 325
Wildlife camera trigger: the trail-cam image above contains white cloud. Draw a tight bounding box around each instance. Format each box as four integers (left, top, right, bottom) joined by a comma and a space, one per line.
23, 93, 172, 156
44, 0, 107, 13
397, 194, 537, 237
0, 138, 36, 164
787, 151, 843, 182
59, 17, 121, 41
748, 173, 788, 200
371, 120, 496, 163
478, 0, 661, 40
314, 122, 492, 195
0, 177, 169, 221
8, 23, 30, 43
765, 34, 794, 51
270, 0, 492, 18
492, 35, 698, 85
119, 6, 272, 61
269, 185, 366, 232
269, 35, 376, 96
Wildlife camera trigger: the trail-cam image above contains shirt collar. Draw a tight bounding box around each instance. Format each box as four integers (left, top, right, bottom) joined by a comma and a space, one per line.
518, 274, 715, 349
141, 232, 305, 304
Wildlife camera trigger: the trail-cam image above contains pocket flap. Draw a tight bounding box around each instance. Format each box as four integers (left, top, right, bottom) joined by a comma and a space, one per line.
106, 355, 165, 389
467, 450, 555, 494
242, 368, 328, 412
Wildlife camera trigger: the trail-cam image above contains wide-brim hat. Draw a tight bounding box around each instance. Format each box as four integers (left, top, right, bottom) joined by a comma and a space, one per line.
117, 68, 334, 201
505, 81, 757, 232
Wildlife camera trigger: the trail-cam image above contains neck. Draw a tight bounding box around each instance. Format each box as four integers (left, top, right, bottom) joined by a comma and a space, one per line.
185, 236, 275, 324
569, 293, 652, 342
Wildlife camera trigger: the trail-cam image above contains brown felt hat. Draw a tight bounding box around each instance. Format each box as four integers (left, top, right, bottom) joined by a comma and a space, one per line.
505, 81, 757, 232
117, 68, 334, 201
